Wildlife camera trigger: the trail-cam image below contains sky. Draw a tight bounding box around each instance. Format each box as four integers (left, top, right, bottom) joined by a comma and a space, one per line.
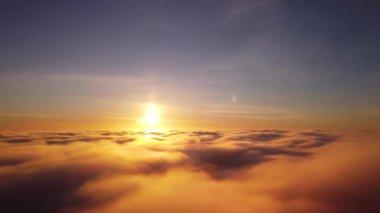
1, 0, 380, 130
1, 1, 380, 213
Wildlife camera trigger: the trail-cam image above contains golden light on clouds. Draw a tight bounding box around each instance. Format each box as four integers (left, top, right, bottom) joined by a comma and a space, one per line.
0, 130, 379, 212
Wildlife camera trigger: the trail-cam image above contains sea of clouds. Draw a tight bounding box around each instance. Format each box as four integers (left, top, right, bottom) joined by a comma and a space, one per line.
0, 129, 379, 213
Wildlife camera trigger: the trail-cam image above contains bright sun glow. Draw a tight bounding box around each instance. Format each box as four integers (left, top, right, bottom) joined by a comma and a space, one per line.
140, 103, 160, 125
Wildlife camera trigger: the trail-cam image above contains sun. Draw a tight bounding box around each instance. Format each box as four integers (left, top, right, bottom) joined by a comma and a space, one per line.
140, 103, 160, 125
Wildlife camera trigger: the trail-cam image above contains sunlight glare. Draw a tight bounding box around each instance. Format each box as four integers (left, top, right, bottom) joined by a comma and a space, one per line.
140, 103, 160, 125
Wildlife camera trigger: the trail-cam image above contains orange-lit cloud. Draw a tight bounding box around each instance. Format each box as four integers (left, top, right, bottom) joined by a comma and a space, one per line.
0, 130, 379, 212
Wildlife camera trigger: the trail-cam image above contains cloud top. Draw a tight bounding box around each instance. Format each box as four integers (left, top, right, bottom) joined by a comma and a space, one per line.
0, 129, 378, 213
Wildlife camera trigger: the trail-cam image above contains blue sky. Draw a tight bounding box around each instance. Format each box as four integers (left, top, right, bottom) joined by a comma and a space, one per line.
0, 0, 379, 130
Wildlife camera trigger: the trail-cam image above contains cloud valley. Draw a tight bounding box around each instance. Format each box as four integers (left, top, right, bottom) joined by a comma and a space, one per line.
0, 129, 379, 213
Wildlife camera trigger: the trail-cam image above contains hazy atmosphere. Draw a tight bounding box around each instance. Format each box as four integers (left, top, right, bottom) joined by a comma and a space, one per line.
1, 0, 379, 130
0, 0, 379, 212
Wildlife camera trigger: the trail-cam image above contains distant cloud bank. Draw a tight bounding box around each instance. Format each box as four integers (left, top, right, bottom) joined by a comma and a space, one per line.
0, 129, 379, 213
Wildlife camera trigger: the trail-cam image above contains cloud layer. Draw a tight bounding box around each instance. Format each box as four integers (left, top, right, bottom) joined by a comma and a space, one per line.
0, 130, 379, 213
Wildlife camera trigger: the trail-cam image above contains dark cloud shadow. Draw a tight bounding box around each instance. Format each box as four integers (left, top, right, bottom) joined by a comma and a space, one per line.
230, 133, 285, 142
182, 145, 308, 179
1, 138, 33, 144
190, 131, 224, 143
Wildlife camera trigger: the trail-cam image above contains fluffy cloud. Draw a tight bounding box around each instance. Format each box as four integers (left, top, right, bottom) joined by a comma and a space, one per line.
0, 130, 379, 213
